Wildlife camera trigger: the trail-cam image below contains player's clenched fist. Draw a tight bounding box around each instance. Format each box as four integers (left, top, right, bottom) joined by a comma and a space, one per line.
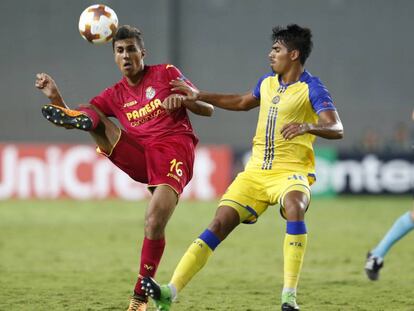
35, 73, 59, 99
161, 94, 185, 112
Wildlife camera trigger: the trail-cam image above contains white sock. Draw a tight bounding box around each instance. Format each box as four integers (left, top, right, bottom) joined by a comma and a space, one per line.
168, 283, 178, 301
282, 288, 296, 295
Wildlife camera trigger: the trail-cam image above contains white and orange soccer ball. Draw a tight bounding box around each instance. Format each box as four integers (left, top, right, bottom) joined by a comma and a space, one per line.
78, 4, 119, 44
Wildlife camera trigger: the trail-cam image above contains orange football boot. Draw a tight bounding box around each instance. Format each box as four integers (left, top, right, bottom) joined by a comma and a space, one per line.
127, 294, 148, 311
41, 104, 93, 131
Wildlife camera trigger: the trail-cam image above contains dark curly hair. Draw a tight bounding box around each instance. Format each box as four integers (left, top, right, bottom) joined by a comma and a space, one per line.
112, 25, 145, 50
272, 24, 313, 65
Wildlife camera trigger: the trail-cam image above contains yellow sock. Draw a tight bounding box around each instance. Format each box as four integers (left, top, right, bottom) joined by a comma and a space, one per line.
170, 238, 213, 292
283, 233, 307, 289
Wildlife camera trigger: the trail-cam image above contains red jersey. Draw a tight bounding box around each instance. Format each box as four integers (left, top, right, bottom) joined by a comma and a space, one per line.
90, 64, 198, 145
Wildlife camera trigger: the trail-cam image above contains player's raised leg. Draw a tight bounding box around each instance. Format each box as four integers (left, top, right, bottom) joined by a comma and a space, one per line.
35, 73, 99, 132
35, 73, 120, 153
365, 208, 414, 281
281, 190, 309, 311
41, 101, 121, 156
80, 104, 122, 155
142, 205, 240, 310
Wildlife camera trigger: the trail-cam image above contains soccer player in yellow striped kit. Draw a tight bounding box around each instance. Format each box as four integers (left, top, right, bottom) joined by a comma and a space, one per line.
143, 24, 344, 311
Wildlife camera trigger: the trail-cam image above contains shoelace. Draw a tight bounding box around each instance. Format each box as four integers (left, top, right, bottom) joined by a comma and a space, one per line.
283, 292, 297, 305
129, 298, 146, 310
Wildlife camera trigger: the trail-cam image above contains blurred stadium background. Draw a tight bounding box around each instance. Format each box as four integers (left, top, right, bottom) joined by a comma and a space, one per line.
0, 0, 413, 310
0, 0, 413, 199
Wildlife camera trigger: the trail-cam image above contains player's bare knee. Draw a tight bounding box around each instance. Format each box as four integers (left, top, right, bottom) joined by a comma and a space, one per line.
284, 206, 305, 221
208, 218, 224, 238
207, 221, 228, 241
145, 205, 171, 230
283, 191, 309, 221
145, 192, 176, 238
208, 212, 239, 240
144, 215, 166, 238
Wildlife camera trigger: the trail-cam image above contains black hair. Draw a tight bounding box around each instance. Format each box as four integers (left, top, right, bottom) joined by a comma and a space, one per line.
112, 25, 145, 50
272, 24, 313, 65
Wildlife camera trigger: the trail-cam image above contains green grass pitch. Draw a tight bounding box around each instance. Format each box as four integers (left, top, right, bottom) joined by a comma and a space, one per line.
0, 196, 413, 310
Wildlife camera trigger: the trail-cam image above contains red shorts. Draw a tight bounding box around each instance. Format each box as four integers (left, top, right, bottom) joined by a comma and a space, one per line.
98, 131, 196, 195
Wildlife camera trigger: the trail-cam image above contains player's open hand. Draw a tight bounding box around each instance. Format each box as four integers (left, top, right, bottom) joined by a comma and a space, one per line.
281, 122, 310, 140
170, 79, 199, 102
35, 73, 59, 99
161, 94, 185, 112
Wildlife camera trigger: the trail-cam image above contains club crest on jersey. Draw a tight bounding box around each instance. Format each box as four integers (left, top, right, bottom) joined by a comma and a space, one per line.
272, 95, 280, 104
145, 86, 156, 99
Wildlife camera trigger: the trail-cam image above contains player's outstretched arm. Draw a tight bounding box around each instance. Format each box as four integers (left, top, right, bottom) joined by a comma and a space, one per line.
281, 110, 344, 140
161, 94, 214, 117
170, 79, 259, 111
183, 100, 214, 117
35, 73, 68, 108
198, 92, 259, 111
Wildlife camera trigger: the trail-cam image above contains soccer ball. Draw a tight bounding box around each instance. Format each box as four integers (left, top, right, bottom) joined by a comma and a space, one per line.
78, 4, 119, 44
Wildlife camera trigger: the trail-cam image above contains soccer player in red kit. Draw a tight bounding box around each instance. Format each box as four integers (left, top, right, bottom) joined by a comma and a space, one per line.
35, 25, 213, 311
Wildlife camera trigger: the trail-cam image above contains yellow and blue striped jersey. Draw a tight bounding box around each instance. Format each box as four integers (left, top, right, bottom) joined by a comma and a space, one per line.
245, 70, 336, 174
